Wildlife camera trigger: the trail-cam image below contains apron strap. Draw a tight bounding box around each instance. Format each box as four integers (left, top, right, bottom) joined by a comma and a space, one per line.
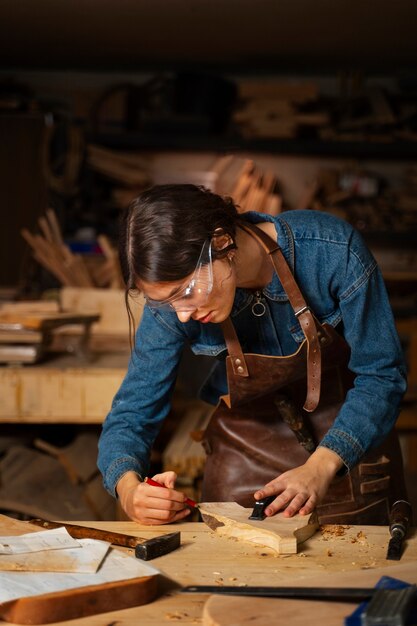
221, 317, 249, 377
222, 221, 322, 412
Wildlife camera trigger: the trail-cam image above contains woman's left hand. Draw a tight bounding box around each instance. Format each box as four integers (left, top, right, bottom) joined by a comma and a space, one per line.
253, 447, 344, 518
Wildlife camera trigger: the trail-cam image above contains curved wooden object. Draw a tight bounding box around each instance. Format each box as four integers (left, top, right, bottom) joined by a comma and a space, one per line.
199, 502, 318, 554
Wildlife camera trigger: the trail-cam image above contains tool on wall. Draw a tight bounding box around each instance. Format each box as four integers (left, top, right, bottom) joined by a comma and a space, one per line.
29, 518, 180, 561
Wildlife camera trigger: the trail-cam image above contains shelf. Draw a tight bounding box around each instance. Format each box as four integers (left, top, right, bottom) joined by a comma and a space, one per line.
92, 132, 417, 160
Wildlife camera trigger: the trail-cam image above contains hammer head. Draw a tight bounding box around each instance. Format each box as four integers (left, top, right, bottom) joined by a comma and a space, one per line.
135, 531, 181, 560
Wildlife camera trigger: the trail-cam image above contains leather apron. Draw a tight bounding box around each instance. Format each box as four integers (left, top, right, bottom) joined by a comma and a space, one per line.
201, 222, 407, 525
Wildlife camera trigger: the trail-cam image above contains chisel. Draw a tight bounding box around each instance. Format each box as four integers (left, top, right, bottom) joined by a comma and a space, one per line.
386, 499, 412, 561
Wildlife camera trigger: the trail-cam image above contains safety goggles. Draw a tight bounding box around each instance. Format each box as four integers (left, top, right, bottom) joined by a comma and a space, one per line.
145, 238, 213, 312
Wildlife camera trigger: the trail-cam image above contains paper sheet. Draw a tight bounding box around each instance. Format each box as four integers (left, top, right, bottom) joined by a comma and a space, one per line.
0, 547, 160, 604
0, 527, 80, 554
0, 538, 110, 573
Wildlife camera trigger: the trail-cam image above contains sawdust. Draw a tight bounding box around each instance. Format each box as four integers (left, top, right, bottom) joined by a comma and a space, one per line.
320, 524, 351, 540
356, 530, 367, 543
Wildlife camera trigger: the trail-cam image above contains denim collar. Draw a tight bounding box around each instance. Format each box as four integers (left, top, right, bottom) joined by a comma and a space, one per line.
231, 212, 294, 316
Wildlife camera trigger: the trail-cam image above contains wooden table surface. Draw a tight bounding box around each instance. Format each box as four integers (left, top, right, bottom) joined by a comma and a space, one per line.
2, 520, 417, 625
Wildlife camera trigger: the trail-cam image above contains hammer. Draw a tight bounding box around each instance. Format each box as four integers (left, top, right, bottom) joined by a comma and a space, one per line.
29, 518, 181, 561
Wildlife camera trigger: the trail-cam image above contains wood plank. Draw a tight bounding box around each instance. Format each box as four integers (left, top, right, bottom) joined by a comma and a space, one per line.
0, 353, 127, 423
199, 502, 318, 554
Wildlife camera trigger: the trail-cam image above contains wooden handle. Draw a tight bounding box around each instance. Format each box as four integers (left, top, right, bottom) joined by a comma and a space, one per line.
29, 519, 144, 548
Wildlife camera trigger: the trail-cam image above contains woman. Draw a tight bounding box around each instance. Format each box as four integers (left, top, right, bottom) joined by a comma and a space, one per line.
97, 184, 407, 525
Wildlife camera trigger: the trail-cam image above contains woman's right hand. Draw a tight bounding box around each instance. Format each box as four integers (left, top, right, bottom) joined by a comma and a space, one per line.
116, 470, 192, 525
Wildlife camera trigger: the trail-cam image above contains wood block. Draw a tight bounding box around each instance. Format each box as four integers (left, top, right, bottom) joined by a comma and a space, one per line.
60, 287, 144, 336
199, 502, 318, 555
0, 353, 127, 423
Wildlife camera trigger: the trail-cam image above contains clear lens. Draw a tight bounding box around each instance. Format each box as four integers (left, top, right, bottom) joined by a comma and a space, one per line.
145, 239, 213, 312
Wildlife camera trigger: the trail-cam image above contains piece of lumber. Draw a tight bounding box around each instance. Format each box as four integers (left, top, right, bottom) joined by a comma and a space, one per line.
199, 502, 318, 555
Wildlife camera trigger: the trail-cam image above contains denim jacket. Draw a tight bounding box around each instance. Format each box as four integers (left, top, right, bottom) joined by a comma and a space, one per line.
98, 210, 407, 497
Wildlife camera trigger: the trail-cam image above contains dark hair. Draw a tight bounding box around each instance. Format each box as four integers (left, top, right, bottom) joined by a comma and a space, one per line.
120, 184, 239, 288
119, 184, 240, 343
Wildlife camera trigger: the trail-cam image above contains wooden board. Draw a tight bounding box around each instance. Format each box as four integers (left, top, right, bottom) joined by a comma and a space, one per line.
199, 502, 318, 554
202, 561, 417, 626
0, 515, 158, 624
0, 352, 127, 423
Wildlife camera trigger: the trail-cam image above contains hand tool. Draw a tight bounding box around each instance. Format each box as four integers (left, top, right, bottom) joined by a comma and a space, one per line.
144, 477, 199, 509
386, 499, 412, 561
28, 518, 180, 561
248, 494, 276, 520
274, 395, 316, 453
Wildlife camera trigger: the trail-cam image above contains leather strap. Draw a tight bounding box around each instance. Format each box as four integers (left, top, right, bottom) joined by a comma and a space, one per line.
221, 317, 249, 377
221, 220, 322, 412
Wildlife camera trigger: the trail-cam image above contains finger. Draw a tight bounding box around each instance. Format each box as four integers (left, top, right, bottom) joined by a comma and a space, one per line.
299, 495, 317, 516
152, 471, 177, 488
144, 484, 187, 504
139, 507, 191, 524
282, 493, 309, 517
144, 495, 188, 512
254, 481, 284, 501
264, 490, 295, 516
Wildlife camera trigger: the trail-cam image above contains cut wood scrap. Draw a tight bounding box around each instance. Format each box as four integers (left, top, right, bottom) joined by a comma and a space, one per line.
97, 234, 124, 289
87, 144, 150, 186
162, 401, 213, 480
265, 193, 282, 216
199, 502, 318, 555
22, 209, 94, 288
0, 311, 99, 332
216, 158, 254, 198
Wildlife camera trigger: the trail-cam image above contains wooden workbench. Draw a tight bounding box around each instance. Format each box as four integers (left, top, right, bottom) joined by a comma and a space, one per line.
1, 519, 416, 625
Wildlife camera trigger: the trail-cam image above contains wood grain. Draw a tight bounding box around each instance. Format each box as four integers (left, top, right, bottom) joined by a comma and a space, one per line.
199, 502, 318, 554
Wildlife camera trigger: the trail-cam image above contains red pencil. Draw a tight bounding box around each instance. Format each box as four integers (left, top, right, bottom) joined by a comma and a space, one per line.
145, 477, 199, 509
